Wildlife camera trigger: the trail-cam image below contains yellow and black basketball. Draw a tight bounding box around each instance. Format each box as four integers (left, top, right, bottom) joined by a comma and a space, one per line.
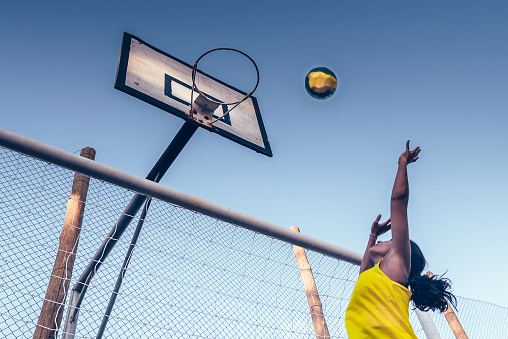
305, 67, 338, 100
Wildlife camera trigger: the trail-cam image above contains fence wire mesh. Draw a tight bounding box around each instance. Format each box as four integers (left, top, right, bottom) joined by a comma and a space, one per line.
0, 145, 506, 338
429, 296, 508, 339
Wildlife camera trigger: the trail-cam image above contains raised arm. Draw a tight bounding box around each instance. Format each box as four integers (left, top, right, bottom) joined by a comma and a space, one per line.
359, 214, 391, 274
382, 140, 420, 284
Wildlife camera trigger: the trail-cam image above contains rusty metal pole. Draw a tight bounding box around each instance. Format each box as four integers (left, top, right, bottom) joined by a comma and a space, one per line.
290, 226, 330, 339
426, 272, 469, 339
33, 147, 96, 339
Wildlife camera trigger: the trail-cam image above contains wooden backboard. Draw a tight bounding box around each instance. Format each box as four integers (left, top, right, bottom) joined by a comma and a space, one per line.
115, 33, 272, 157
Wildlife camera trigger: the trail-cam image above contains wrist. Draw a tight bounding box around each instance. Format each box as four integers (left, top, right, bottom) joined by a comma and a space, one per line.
369, 233, 378, 238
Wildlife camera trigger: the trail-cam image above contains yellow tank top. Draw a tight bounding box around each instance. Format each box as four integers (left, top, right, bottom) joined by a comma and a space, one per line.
345, 260, 418, 339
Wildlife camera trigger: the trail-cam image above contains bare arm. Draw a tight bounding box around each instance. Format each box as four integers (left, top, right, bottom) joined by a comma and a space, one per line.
381, 141, 420, 284
359, 215, 391, 274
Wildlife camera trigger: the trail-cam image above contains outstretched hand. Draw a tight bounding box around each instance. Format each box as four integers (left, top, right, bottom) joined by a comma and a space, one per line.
371, 214, 391, 237
399, 140, 421, 165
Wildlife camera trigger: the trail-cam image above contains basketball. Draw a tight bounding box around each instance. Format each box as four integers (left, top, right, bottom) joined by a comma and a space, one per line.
305, 67, 338, 100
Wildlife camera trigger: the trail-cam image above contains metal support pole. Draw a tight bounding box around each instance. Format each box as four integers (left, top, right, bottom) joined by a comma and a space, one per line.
96, 198, 152, 339
62, 121, 197, 337
416, 309, 442, 339
61, 290, 81, 339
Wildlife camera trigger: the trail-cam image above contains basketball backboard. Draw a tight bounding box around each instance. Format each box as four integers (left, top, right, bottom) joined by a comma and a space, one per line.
115, 33, 272, 157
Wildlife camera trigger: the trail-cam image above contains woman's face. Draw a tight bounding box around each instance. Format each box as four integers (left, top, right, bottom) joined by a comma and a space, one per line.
369, 239, 392, 261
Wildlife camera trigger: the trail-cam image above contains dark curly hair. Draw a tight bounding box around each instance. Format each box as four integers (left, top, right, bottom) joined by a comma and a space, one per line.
407, 240, 457, 312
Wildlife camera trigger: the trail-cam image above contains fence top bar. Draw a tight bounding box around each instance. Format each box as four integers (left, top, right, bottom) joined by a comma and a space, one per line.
0, 127, 362, 265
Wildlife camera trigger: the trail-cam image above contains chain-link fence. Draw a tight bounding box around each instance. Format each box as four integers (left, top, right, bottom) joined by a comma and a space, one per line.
0, 141, 507, 338
430, 296, 508, 339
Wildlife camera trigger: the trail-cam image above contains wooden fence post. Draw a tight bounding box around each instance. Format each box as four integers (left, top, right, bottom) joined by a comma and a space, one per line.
426, 272, 469, 339
290, 226, 330, 339
33, 147, 96, 339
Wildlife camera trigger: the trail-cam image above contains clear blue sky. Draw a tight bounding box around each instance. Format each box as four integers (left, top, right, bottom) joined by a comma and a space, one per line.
1, 1, 507, 308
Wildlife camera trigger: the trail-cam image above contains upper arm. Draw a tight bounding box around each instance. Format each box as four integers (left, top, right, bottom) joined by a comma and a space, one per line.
390, 196, 411, 257
383, 197, 411, 283
359, 259, 374, 275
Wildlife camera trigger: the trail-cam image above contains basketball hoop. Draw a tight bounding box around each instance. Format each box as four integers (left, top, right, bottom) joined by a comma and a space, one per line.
190, 48, 260, 124
116, 33, 272, 156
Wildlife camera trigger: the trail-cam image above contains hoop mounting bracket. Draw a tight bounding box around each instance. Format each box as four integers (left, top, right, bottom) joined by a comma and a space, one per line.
189, 94, 221, 127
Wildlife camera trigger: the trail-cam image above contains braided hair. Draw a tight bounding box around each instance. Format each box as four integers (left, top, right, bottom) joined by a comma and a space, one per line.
408, 240, 457, 312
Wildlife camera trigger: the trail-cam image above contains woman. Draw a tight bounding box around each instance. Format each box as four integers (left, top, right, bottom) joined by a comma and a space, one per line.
345, 141, 456, 338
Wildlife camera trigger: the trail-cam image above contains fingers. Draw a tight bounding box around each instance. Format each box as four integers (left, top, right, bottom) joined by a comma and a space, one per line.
410, 147, 420, 162
374, 214, 382, 223
380, 221, 391, 228
381, 217, 391, 226
406, 140, 421, 155
406, 142, 421, 163
380, 226, 392, 234
378, 223, 391, 235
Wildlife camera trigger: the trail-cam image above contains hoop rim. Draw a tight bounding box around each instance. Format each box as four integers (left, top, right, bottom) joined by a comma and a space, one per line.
191, 47, 260, 107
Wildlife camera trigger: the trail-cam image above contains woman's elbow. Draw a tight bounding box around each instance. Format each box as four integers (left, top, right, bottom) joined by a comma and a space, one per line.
391, 193, 408, 202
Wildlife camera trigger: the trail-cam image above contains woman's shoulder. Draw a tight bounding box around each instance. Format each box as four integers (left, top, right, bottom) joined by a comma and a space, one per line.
379, 254, 410, 286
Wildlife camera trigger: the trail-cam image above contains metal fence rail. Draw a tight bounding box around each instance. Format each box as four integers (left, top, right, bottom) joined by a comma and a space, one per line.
0, 128, 361, 265
1, 128, 507, 338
